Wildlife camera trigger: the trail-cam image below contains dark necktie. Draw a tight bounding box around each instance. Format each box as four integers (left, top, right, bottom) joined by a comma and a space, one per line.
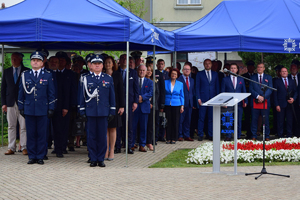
186, 77, 189, 91
293, 76, 297, 87
284, 78, 288, 89
122, 70, 125, 82
14, 69, 18, 84
139, 78, 142, 91
35, 71, 38, 78
232, 77, 235, 89
207, 71, 210, 82
259, 75, 262, 84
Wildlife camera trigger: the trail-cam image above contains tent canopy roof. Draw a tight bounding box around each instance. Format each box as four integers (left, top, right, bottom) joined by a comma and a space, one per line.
0, 0, 174, 51
174, 0, 300, 53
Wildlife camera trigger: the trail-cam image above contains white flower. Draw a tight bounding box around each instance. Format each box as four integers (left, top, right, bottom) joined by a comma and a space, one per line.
186, 138, 300, 165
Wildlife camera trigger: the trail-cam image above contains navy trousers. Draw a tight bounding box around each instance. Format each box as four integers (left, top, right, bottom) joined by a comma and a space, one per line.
277, 105, 293, 138
116, 102, 134, 149
53, 111, 70, 154
198, 106, 213, 137
251, 107, 270, 139
147, 109, 160, 143
179, 106, 192, 139
25, 115, 48, 160
87, 116, 107, 162
132, 106, 148, 147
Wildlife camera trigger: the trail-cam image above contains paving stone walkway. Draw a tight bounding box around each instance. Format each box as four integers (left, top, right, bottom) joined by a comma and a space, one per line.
0, 139, 299, 199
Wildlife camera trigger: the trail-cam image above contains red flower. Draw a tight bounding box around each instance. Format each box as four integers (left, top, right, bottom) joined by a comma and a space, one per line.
222, 140, 300, 151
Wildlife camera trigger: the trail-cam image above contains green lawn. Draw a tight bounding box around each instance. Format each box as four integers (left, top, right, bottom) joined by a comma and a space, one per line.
149, 149, 300, 168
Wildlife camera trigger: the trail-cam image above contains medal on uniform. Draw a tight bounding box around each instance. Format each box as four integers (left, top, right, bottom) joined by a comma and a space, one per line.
40, 79, 42, 84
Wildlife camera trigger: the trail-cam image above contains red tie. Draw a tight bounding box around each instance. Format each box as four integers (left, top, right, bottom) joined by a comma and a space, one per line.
285, 78, 288, 89
186, 77, 189, 91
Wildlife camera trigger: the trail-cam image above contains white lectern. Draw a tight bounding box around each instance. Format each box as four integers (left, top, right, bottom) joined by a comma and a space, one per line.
202, 92, 250, 175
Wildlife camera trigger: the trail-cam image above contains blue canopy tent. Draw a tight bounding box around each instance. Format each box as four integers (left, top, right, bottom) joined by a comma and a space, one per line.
174, 0, 300, 53
0, 0, 174, 163
0, 0, 174, 51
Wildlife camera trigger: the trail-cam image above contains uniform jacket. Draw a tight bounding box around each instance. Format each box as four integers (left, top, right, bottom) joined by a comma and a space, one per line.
18, 70, 56, 116
273, 77, 298, 108
1, 65, 29, 107
164, 79, 184, 106
196, 70, 219, 104
177, 75, 194, 108
249, 73, 273, 106
221, 76, 248, 106
161, 70, 170, 80
79, 73, 116, 117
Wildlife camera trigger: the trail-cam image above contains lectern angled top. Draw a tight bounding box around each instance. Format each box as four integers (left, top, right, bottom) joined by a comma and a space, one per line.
202, 92, 251, 107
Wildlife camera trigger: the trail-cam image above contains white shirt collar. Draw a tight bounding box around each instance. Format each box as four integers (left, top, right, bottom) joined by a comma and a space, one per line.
32, 68, 41, 77
94, 72, 102, 77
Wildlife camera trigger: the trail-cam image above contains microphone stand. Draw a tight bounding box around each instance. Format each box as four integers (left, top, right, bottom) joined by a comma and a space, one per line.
223, 69, 290, 180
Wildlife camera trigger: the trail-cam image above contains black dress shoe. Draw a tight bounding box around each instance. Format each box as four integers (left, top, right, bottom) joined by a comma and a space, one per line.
166, 141, 171, 144
87, 158, 91, 163
37, 159, 44, 165
62, 150, 68, 154
44, 155, 48, 160
68, 147, 75, 151
98, 161, 106, 167
127, 148, 134, 154
114, 148, 121, 154
56, 153, 64, 158
27, 159, 36, 164
82, 142, 87, 146
198, 137, 203, 141
171, 141, 176, 144
208, 136, 213, 141
90, 161, 97, 167
51, 150, 56, 154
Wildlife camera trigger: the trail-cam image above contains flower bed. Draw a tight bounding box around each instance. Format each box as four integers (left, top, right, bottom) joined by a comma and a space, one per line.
186, 138, 300, 165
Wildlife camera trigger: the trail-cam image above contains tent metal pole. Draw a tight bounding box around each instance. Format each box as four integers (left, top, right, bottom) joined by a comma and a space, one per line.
125, 41, 129, 167
1, 44, 4, 147
152, 45, 156, 153
173, 51, 177, 68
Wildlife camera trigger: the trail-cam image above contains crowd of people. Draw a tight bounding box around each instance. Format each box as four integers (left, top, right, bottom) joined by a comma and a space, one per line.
2, 49, 300, 167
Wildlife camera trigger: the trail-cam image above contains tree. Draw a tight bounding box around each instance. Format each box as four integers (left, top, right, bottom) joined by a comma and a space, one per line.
238, 52, 299, 77
115, 0, 147, 18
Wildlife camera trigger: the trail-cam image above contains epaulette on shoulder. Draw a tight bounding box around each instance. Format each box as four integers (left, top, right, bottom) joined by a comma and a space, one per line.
21, 70, 29, 75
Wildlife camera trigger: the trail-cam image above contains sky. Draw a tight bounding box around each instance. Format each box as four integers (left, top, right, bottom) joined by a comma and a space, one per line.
1, 0, 24, 7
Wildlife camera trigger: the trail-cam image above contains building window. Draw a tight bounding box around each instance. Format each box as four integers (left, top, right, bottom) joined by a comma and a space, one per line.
177, 0, 201, 5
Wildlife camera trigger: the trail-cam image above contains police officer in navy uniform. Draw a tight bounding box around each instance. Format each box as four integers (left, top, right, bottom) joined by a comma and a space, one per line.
18, 51, 55, 164
79, 54, 116, 167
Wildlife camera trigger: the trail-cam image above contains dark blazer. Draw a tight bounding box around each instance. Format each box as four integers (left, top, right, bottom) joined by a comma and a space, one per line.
195, 70, 219, 104
138, 78, 153, 114
55, 69, 72, 111
154, 70, 165, 109
1, 65, 29, 107
177, 75, 194, 108
288, 73, 300, 103
118, 68, 139, 104
273, 77, 298, 108
165, 80, 184, 106
221, 76, 248, 105
249, 73, 273, 106
112, 71, 125, 110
